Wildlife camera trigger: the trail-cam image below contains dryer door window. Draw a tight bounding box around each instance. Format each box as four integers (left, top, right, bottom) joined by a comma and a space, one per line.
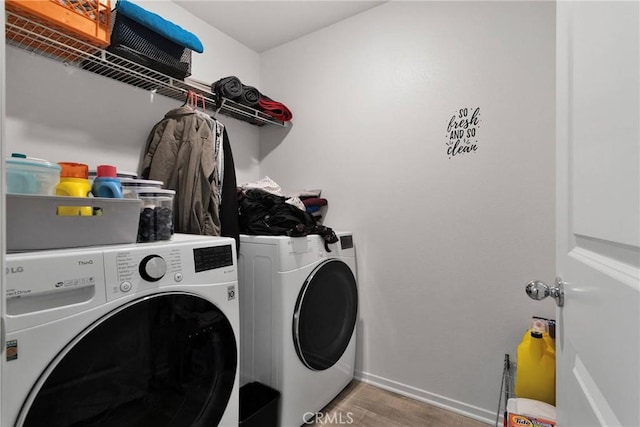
19, 293, 237, 427
293, 259, 358, 371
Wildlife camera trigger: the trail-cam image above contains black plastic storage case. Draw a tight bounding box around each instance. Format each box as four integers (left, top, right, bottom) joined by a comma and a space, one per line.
108, 9, 192, 80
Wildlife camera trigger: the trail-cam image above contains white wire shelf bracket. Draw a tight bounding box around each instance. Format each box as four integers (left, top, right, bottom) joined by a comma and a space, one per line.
4, 10, 286, 127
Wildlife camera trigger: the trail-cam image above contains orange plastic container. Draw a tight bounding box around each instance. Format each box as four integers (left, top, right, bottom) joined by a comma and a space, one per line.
6, 0, 111, 61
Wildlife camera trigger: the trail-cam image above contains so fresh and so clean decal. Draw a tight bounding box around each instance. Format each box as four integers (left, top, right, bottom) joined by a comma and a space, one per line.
446, 107, 481, 159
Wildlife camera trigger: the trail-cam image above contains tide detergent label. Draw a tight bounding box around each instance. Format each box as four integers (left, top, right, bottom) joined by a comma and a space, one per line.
508, 414, 555, 427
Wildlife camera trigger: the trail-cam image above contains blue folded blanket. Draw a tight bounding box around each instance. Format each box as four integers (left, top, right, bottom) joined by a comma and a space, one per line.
116, 0, 204, 53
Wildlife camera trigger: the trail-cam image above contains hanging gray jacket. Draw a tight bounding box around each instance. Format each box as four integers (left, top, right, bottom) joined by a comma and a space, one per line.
141, 106, 221, 236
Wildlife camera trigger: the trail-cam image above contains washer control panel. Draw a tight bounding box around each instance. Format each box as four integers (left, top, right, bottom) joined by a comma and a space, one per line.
139, 255, 168, 282
105, 248, 182, 300
3, 236, 237, 331
193, 245, 233, 272
103, 238, 236, 302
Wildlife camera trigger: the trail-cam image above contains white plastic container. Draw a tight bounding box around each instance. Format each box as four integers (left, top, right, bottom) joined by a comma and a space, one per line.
120, 178, 164, 198
6, 195, 142, 252
5, 154, 61, 195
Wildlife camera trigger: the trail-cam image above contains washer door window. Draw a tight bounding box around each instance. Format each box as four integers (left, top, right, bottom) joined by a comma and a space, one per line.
293, 259, 358, 371
20, 293, 237, 427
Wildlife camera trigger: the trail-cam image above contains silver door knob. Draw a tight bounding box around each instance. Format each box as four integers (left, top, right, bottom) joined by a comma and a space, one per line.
526, 277, 565, 307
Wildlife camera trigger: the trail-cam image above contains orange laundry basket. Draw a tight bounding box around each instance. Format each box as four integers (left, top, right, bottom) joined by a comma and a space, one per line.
6, 0, 111, 61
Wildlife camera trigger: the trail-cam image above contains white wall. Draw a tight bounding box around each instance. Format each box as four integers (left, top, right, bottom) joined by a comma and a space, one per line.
259, 1, 556, 422
5, 0, 261, 184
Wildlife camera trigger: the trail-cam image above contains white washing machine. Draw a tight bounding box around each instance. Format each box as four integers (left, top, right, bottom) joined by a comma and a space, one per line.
2, 234, 240, 427
238, 232, 358, 427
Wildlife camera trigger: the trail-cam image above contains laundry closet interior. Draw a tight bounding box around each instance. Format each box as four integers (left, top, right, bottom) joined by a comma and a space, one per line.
1, 1, 557, 426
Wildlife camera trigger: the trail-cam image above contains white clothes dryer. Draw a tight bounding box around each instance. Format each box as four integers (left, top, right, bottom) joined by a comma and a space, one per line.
2, 234, 240, 427
238, 232, 358, 427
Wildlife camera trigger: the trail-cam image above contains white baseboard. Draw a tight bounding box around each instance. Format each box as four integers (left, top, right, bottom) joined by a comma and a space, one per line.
354, 370, 498, 426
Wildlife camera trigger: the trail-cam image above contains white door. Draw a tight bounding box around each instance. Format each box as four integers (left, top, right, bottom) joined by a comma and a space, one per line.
554, 1, 639, 426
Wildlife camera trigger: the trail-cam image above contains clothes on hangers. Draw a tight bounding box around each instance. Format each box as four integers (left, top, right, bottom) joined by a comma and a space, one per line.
215, 120, 225, 202
141, 96, 240, 250
191, 103, 225, 205
141, 106, 221, 237
219, 126, 239, 252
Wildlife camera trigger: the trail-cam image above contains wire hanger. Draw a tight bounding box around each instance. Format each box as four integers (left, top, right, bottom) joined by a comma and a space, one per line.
181, 90, 192, 108
181, 90, 210, 116
197, 92, 205, 112
213, 98, 224, 120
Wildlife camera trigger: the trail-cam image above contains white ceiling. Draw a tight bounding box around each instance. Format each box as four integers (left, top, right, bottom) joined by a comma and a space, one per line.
174, 1, 386, 53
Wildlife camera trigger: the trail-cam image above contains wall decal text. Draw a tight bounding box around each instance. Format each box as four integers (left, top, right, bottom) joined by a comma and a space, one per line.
446, 107, 480, 159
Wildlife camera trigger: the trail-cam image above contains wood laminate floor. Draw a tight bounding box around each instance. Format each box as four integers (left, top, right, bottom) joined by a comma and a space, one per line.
307, 381, 490, 427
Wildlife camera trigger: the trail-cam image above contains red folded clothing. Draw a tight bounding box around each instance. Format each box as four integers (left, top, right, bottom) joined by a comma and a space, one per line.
302, 197, 327, 207
258, 96, 293, 122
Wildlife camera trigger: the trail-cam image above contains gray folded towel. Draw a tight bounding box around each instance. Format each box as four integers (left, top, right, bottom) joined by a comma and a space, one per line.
212, 76, 243, 99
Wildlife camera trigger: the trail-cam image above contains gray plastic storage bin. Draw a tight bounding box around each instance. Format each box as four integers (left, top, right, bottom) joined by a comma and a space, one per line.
6, 194, 142, 252
239, 382, 280, 427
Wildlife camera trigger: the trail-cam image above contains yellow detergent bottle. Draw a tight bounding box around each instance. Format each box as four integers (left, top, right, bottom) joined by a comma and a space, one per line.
56, 162, 92, 216
514, 318, 556, 406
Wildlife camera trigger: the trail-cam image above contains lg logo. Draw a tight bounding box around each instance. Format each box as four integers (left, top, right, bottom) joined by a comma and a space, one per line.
5, 266, 24, 274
